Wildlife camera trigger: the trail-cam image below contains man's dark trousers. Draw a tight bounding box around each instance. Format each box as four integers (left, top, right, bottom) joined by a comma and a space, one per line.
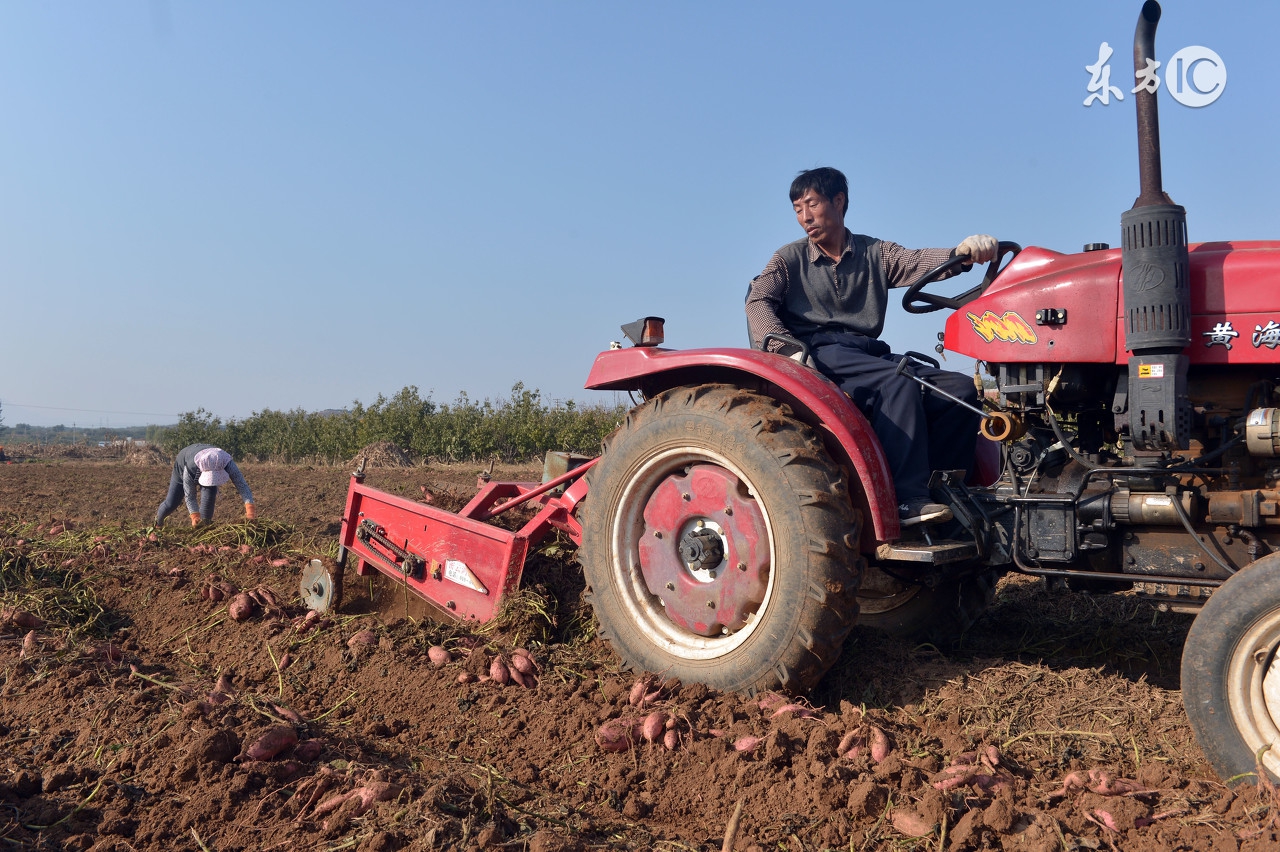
807, 330, 980, 504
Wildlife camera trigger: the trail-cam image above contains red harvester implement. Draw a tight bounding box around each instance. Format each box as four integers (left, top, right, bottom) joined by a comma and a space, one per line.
302, 454, 595, 621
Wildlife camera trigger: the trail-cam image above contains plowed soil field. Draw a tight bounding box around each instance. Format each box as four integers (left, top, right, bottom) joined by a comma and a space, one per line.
1, 455, 1278, 851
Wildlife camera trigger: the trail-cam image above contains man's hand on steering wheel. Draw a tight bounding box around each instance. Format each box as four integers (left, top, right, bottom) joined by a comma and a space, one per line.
955, 234, 998, 265
901, 238, 1022, 314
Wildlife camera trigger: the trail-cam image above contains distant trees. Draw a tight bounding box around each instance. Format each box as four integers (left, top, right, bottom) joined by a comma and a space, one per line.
153, 385, 627, 465
0, 421, 151, 446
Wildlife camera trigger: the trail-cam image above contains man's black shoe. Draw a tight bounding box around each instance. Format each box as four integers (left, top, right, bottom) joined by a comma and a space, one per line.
898, 499, 953, 527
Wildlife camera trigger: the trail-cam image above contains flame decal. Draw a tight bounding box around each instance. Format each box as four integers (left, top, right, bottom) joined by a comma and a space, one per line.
966, 310, 1038, 345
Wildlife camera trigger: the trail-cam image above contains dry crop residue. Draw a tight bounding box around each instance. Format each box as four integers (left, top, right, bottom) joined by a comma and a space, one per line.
351, 441, 414, 469
0, 460, 1277, 851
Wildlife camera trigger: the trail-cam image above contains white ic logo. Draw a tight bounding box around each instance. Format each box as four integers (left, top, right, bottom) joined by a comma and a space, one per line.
1084, 43, 1226, 108
1165, 46, 1227, 107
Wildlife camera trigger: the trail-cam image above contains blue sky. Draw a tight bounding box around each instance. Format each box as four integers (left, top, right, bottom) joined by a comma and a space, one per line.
1, 1, 1275, 428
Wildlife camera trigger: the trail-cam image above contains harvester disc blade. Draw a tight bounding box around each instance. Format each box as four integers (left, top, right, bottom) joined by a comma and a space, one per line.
300, 558, 336, 614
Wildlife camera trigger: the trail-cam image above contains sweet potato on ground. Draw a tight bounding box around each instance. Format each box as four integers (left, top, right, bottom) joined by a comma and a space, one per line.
243, 725, 298, 761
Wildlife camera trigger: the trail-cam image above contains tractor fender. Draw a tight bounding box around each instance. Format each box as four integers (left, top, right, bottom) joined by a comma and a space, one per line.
585, 346, 900, 542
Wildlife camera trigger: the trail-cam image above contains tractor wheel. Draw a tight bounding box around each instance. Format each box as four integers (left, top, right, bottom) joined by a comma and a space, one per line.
856, 565, 998, 645
579, 384, 864, 695
1182, 552, 1280, 784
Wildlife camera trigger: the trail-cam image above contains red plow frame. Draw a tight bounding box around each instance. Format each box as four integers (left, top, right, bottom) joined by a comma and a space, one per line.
330, 456, 596, 622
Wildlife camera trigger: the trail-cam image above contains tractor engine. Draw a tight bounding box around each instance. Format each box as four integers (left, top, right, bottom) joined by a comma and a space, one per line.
978, 356, 1280, 609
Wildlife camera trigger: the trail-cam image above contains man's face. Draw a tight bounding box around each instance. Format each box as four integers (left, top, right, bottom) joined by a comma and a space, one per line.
793, 189, 846, 249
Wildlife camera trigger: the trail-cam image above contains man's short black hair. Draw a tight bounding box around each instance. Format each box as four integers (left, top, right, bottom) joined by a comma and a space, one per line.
789, 167, 848, 214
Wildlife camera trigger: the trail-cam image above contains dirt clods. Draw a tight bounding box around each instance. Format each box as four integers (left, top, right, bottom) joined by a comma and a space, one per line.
0, 460, 1277, 850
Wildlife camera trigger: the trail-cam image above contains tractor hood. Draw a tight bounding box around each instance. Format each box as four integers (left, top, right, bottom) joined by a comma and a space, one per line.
943, 240, 1280, 365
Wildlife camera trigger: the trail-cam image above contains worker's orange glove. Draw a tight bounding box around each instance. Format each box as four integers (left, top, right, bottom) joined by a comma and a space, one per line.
244, 502, 257, 521
189, 512, 202, 527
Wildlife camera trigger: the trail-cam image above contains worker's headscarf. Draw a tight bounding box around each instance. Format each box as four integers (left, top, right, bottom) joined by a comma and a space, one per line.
194, 447, 232, 487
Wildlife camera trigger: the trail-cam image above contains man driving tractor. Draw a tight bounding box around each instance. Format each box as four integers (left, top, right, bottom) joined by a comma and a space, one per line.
745, 166, 997, 526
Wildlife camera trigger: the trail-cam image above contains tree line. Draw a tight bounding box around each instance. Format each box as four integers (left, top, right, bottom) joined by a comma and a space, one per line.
0, 422, 152, 446
153, 384, 628, 464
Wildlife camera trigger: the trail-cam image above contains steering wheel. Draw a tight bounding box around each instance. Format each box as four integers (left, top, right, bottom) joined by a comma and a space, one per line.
901, 240, 1022, 314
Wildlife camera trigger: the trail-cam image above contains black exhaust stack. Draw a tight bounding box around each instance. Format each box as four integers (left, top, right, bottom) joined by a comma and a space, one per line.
1120, 0, 1191, 451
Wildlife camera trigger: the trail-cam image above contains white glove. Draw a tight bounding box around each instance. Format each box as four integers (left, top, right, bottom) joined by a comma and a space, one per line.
956, 234, 998, 264
788, 349, 816, 369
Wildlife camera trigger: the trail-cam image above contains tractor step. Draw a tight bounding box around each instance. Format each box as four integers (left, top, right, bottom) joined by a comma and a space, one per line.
875, 540, 977, 565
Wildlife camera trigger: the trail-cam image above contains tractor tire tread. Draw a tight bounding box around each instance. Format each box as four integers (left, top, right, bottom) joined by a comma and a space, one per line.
579, 383, 865, 695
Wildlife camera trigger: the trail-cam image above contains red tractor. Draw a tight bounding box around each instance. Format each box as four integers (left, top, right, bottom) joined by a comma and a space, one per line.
302, 2, 1280, 784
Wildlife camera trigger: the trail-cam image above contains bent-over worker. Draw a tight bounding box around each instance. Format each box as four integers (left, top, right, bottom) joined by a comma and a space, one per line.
156, 443, 256, 527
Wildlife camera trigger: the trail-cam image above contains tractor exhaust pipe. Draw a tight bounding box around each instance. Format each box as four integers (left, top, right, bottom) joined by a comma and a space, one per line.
1131, 1, 1170, 208
1120, 0, 1191, 452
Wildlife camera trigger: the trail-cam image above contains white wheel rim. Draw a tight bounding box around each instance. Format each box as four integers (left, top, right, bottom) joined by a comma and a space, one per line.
1227, 610, 1280, 779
